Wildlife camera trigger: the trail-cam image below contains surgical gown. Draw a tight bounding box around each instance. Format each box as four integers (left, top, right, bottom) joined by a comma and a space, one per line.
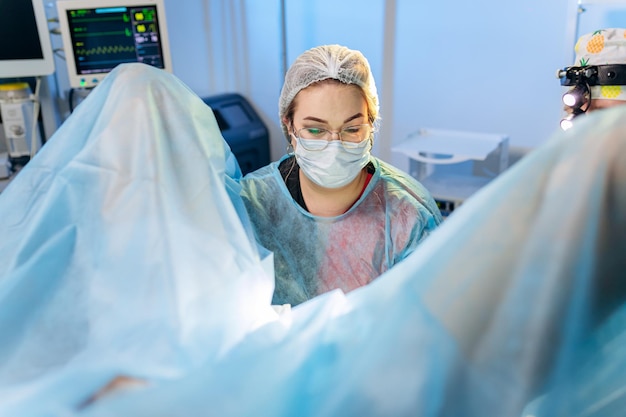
0, 63, 624, 417
240, 155, 442, 306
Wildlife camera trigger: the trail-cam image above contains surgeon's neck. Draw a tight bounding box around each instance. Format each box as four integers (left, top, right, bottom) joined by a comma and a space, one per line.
300, 169, 368, 217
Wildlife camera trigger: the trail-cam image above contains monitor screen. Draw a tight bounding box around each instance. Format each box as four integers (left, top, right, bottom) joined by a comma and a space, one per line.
220, 104, 252, 129
56, 0, 172, 88
0, 0, 55, 78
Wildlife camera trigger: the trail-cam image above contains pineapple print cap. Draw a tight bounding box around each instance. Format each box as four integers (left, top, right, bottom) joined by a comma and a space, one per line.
574, 28, 626, 101
278, 45, 379, 141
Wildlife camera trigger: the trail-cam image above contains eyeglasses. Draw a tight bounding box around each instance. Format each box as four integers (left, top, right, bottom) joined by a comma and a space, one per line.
294, 124, 372, 151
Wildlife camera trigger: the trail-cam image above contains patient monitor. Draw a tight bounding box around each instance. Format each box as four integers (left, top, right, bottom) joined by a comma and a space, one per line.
0, 0, 55, 79
0, 0, 54, 169
56, 0, 172, 89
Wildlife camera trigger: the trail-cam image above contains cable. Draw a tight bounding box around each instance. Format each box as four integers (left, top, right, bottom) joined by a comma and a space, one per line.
53, 48, 66, 60
68, 88, 75, 113
29, 77, 42, 159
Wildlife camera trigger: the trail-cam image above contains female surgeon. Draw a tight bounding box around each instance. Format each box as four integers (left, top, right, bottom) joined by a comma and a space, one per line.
240, 45, 442, 307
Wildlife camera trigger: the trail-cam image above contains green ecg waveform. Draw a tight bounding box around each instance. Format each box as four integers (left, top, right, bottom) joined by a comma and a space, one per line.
75, 45, 135, 56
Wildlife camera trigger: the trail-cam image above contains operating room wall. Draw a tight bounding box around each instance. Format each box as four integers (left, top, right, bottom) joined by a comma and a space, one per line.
390, 0, 572, 155
44, 0, 624, 165
162, 0, 585, 164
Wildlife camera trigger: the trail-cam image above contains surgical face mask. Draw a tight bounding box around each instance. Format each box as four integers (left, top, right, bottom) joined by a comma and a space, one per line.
293, 136, 371, 189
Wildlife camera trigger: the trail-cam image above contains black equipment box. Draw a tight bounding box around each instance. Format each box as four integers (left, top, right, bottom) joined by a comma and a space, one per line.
202, 93, 270, 175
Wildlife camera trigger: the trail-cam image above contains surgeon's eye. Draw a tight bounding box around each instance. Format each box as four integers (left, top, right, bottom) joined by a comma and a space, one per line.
340, 124, 371, 141
343, 126, 363, 134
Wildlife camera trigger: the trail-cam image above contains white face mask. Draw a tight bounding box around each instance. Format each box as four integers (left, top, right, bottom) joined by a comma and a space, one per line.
293, 137, 371, 189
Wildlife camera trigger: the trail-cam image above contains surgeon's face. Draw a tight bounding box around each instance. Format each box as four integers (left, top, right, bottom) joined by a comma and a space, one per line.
289, 80, 369, 148
587, 98, 626, 112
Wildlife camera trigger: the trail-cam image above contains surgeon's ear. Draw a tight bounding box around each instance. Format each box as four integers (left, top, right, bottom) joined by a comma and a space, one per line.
282, 117, 292, 131
283, 118, 296, 146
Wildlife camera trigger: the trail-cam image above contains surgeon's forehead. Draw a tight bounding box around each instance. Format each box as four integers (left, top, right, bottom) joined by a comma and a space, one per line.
292, 82, 367, 125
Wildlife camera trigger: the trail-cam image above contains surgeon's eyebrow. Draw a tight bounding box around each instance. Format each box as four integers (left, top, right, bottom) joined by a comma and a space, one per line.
303, 113, 365, 125
343, 113, 365, 124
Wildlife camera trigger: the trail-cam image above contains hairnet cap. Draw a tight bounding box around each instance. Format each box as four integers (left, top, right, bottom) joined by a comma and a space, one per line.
278, 45, 379, 139
574, 28, 626, 100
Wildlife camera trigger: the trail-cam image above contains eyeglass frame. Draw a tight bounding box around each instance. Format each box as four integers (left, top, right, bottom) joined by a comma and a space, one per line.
291, 123, 374, 151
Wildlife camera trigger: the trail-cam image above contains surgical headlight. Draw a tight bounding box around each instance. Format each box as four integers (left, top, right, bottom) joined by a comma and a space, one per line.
562, 83, 589, 108
559, 109, 585, 131
556, 64, 626, 130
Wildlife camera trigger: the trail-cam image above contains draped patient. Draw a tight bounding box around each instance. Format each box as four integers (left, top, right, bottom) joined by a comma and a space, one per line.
1, 42, 626, 416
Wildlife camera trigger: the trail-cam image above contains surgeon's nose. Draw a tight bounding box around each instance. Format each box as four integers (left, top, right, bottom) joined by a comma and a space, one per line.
329, 130, 341, 141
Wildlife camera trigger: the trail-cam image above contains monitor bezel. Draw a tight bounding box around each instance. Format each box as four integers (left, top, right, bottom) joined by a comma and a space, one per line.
0, 0, 55, 78
56, 0, 173, 89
